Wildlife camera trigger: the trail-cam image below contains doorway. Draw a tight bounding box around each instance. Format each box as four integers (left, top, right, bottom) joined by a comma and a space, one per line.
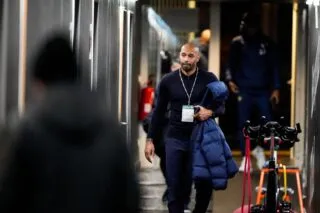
215, 2, 294, 154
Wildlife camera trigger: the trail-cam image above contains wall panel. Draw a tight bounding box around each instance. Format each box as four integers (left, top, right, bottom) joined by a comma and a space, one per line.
305, 3, 320, 213
4, 0, 20, 128
25, 0, 73, 103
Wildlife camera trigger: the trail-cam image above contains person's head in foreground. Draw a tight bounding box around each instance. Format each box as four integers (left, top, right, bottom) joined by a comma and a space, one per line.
32, 32, 79, 99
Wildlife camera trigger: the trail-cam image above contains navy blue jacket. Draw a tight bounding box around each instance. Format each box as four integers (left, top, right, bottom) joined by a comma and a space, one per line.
225, 34, 281, 92
192, 81, 238, 190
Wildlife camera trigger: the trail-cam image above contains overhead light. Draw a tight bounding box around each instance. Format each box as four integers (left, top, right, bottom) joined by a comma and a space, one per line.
307, 0, 320, 6
188, 0, 196, 9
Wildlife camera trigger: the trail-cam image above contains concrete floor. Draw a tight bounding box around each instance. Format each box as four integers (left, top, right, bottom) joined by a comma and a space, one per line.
212, 167, 302, 213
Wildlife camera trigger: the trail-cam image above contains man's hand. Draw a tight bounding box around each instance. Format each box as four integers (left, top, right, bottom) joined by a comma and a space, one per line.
194, 106, 213, 121
270, 89, 280, 104
228, 81, 239, 94
144, 139, 155, 163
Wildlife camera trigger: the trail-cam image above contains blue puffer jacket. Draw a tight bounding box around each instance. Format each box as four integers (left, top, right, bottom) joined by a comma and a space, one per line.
192, 81, 239, 190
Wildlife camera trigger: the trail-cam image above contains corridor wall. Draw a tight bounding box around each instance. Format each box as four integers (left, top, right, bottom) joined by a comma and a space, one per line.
305, 3, 320, 213
0, 0, 25, 127
0, 0, 140, 165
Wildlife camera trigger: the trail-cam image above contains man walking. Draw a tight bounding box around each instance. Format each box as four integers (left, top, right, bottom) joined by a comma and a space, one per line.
225, 12, 281, 171
145, 42, 220, 213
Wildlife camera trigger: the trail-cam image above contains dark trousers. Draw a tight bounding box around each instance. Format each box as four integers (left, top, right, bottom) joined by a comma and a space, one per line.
155, 145, 167, 184
237, 92, 272, 156
156, 143, 190, 207
165, 137, 213, 213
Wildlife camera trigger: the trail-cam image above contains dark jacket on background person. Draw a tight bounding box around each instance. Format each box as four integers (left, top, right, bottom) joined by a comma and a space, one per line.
0, 84, 139, 213
225, 34, 281, 92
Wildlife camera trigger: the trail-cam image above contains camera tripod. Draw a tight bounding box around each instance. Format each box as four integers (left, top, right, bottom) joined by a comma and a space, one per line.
243, 116, 301, 213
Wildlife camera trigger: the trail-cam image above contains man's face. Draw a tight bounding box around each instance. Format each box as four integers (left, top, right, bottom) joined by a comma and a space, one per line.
179, 46, 200, 72
240, 18, 259, 37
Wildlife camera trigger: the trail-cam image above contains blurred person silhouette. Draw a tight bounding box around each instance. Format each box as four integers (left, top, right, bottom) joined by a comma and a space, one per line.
142, 51, 174, 204
192, 29, 210, 70
0, 32, 139, 213
160, 50, 173, 75
138, 74, 155, 122
142, 70, 191, 211
225, 12, 280, 172
142, 84, 170, 203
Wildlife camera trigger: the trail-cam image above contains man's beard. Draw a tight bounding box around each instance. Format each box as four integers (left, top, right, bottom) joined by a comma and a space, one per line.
181, 63, 195, 72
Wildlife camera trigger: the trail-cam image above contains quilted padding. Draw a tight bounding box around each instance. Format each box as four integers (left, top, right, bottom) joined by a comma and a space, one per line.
192, 81, 239, 190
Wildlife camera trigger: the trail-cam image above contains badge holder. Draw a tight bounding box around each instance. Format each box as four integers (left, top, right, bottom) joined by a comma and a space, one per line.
181, 105, 195, 123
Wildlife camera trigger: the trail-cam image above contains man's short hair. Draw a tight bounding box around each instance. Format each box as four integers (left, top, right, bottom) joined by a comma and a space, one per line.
32, 32, 79, 86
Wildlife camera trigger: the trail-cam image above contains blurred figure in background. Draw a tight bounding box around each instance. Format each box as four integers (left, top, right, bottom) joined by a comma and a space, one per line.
138, 74, 155, 122
143, 51, 191, 210
0, 32, 139, 213
142, 52, 173, 203
225, 12, 280, 172
192, 29, 211, 70
160, 50, 173, 75
142, 83, 170, 203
